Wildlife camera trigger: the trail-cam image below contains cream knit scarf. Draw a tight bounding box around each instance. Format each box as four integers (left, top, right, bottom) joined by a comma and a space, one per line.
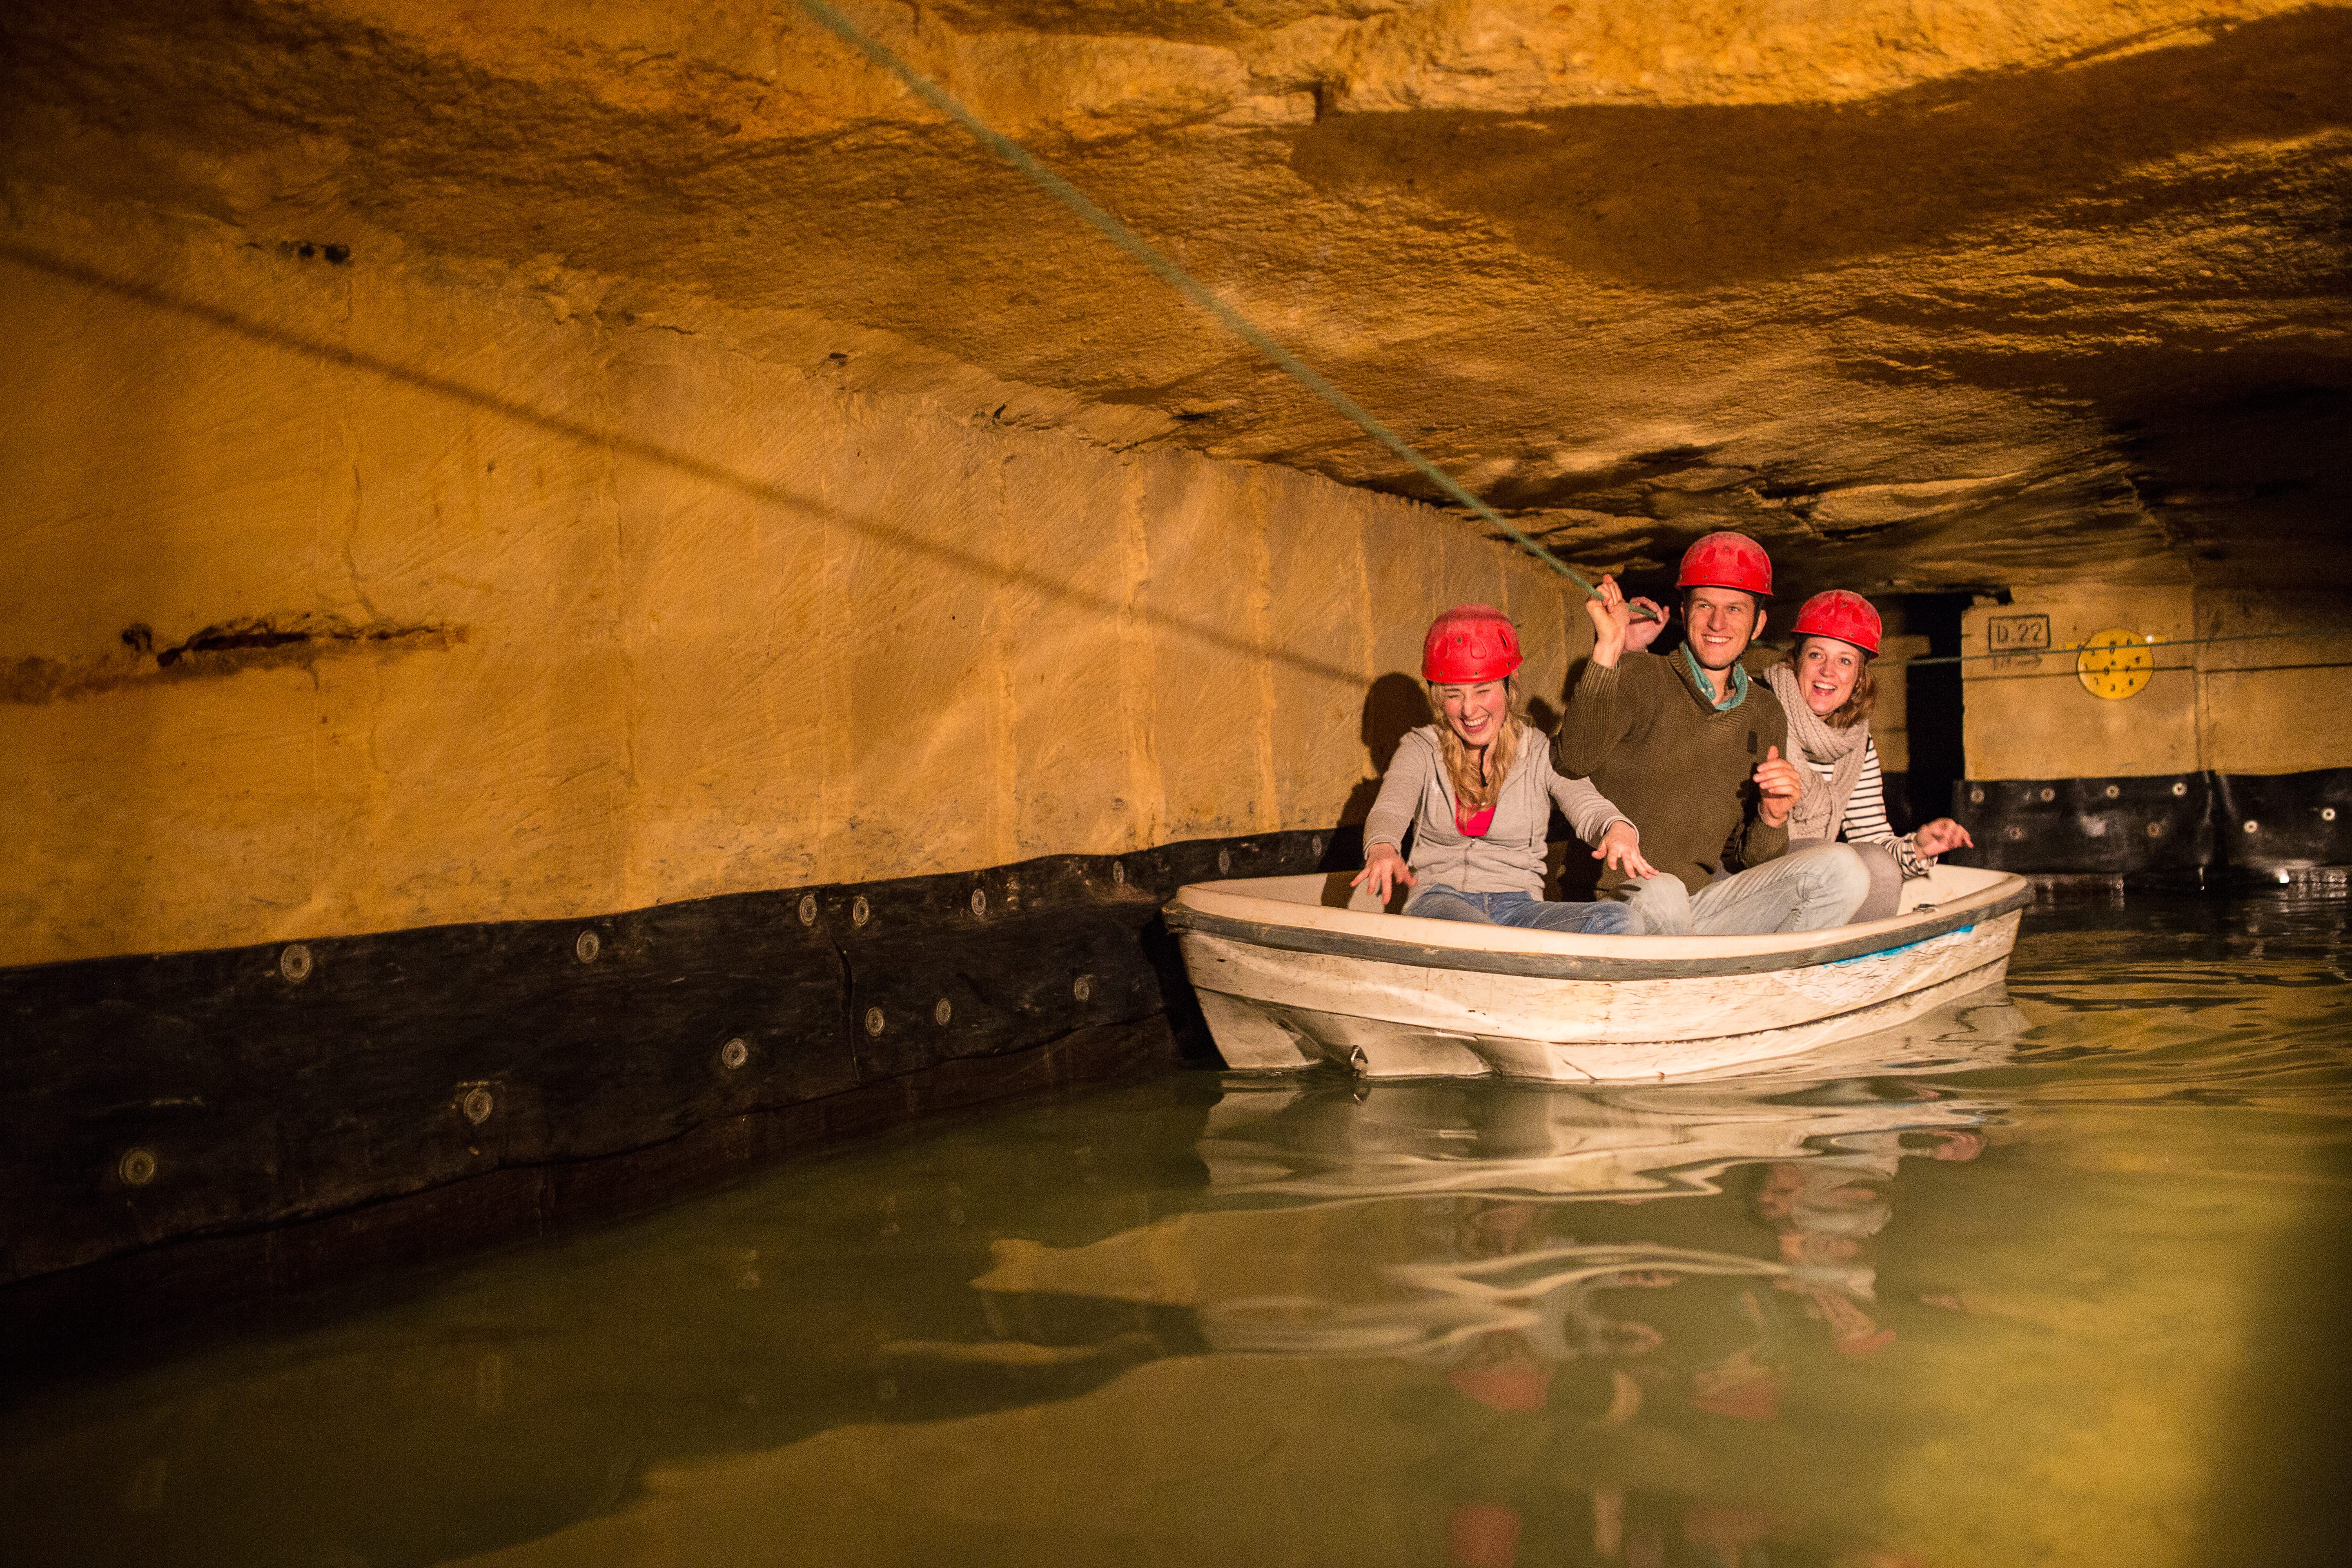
1766, 663, 1869, 842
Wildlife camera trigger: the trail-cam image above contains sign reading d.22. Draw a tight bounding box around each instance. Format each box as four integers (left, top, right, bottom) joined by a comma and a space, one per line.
1987, 614, 2051, 655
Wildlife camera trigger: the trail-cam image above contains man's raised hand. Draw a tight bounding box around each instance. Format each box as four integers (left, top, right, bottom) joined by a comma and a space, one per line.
1624, 596, 1668, 654
1583, 575, 1634, 668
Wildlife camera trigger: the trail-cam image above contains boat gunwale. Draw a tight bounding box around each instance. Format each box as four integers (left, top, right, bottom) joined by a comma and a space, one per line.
1164, 875, 2031, 982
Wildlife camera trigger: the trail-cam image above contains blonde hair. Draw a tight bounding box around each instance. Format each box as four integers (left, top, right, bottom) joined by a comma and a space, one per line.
1424, 675, 1526, 813
1783, 637, 1877, 730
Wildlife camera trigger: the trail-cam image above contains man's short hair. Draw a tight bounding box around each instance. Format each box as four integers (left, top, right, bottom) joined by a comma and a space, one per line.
1680, 587, 1764, 613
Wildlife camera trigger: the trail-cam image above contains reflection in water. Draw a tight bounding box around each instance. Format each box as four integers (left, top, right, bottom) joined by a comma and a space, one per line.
1205, 1236, 1785, 1358
993, 987, 2017, 1368
1197, 988, 2022, 1204
3, 894, 2348, 1568
952, 991, 2021, 1565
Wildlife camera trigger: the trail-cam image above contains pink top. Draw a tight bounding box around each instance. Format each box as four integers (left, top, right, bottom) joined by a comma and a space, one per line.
1454, 802, 1496, 837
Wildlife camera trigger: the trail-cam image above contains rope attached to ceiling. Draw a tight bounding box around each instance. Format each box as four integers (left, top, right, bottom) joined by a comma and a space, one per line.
791, 0, 1629, 611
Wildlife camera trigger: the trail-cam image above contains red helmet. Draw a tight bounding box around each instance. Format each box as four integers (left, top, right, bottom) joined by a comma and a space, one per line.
1675, 531, 1773, 597
1446, 1357, 1552, 1412
1790, 589, 1882, 656
1422, 604, 1523, 682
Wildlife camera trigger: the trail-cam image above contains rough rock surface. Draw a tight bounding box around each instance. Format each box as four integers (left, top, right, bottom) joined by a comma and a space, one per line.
2, 187, 1602, 966
7, 0, 2346, 595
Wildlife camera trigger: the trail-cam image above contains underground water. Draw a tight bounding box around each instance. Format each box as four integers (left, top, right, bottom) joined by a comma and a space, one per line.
6, 887, 2345, 1568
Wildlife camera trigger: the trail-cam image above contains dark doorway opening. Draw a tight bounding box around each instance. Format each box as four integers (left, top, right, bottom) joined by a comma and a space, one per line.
1895, 593, 1971, 831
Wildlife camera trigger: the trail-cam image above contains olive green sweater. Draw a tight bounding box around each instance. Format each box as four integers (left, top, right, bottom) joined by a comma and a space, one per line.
1551, 652, 1791, 897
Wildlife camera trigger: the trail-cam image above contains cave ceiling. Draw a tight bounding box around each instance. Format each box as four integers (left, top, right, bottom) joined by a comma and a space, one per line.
5, 0, 2348, 598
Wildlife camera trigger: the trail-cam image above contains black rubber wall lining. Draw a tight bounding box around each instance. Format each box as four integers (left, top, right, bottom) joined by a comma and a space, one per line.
1953, 766, 2351, 878
0, 828, 1348, 1289
8, 762, 2344, 1307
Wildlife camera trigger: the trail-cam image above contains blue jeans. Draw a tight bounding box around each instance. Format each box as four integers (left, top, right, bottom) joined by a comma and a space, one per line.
1406, 883, 1637, 935
1613, 841, 1872, 936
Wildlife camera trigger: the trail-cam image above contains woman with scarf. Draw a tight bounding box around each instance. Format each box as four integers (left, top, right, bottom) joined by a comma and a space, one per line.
1763, 591, 1974, 922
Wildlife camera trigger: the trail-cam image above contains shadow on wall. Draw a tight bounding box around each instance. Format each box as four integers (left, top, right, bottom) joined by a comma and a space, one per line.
1289, 7, 2352, 290
1339, 672, 1431, 829
0, 244, 1365, 695
1313, 672, 1428, 911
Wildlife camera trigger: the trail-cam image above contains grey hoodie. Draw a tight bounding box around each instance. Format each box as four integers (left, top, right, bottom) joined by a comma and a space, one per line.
1364, 724, 1630, 897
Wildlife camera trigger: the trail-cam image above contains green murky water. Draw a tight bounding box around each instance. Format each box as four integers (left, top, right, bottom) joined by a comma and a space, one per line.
7, 892, 2349, 1568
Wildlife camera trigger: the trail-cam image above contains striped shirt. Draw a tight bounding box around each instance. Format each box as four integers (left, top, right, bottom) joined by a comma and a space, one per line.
1809, 737, 1929, 876
1811, 739, 1895, 843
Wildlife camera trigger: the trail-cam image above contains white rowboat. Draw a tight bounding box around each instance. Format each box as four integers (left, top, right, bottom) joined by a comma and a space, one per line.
1164, 862, 2031, 1082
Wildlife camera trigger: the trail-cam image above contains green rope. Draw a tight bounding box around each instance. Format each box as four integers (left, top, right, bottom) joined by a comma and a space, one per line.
790, 0, 1615, 605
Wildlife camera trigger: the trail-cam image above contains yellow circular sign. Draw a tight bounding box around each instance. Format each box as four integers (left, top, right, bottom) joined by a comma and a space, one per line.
2076, 628, 2154, 700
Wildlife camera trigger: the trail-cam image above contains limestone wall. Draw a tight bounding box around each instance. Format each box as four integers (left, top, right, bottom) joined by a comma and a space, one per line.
0, 196, 1585, 970
1869, 634, 1931, 777
1960, 584, 2352, 782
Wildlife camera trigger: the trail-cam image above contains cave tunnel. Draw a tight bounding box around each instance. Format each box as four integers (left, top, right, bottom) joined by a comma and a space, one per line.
3, 3, 2350, 1564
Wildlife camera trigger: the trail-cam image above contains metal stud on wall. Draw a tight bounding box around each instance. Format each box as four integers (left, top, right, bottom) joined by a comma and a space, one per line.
5, 822, 1346, 1295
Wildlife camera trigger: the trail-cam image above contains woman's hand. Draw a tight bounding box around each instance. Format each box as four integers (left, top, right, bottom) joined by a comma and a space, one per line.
1351, 844, 1416, 904
1593, 820, 1659, 880
1912, 818, 1975, 858
1754, 744, 1805, 827
1582, 575, 1634, 668
1623, 596, 1668, 654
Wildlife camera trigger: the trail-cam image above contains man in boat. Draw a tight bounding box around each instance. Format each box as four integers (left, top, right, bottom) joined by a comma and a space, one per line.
1552, 532, 1870, 936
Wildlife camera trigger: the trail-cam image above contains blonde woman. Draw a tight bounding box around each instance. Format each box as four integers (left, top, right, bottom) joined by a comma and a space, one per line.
1764, 590, 1975, 921
1354, 604, 1647, 934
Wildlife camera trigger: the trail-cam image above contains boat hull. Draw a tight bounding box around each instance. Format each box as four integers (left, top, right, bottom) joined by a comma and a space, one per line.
1168, 867, 2031, 1083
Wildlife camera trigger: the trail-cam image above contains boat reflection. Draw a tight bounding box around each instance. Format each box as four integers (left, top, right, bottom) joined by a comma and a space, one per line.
969, 989, 2020, 1356
1198, 988, 2018, 1205
945, 987, 2026, 1565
